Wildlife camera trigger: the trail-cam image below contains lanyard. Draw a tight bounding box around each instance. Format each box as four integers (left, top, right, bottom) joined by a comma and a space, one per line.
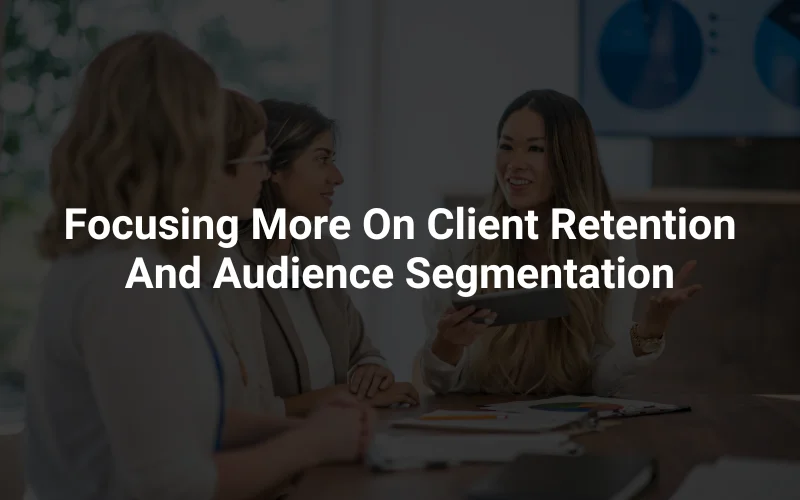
182, 288, 225, 451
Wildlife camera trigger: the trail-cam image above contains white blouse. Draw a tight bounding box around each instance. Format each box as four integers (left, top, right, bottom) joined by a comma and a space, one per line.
418, 237, 664, 396
269, 246, 385, 390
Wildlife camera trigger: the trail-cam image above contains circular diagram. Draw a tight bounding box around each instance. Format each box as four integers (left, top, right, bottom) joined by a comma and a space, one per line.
754, 1, 800, 107
597, 0, 704, 109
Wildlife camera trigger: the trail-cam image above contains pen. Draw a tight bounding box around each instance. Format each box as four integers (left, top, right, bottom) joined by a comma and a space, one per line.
419, 414, 508, 421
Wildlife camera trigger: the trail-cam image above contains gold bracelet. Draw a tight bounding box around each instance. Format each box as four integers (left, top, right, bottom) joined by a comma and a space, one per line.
630, 322, 664, 355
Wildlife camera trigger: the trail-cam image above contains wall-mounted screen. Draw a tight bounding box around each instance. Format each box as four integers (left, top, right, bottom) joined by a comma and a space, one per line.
580, 0, 800, 136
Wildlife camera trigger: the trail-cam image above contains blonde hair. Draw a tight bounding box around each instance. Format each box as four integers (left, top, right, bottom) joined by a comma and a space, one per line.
38, 31, 224, 263
467, 89, 616, 396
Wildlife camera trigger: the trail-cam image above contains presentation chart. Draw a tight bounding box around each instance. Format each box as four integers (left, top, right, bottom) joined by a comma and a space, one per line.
581, 0, 800, 136
597, 0, 704, 109
754, 1, 800, 107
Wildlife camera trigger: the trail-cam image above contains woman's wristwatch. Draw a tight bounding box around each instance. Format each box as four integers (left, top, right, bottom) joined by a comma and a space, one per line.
630, 322, 664, 355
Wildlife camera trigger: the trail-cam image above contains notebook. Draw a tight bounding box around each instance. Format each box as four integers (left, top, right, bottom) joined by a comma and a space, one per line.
366, 432, 582, 472
389, 409, 593, 434
467, 453, 656, 500
483, 395, 691, 419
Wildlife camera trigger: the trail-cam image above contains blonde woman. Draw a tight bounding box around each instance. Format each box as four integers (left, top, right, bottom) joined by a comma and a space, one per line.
419, 89, 701, 397
206, 88, 289, 416
25, 32, 373, 500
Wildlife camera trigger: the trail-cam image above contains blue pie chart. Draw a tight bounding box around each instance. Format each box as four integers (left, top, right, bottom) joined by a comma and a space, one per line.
598, 0, 704, 109
755, 1, 800, 107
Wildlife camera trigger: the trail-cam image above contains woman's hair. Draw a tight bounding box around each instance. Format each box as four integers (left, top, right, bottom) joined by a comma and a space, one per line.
247, 99, 335, 244
223, 89, 267, 172
467, 89, 617, 395
38, 31, 224, 262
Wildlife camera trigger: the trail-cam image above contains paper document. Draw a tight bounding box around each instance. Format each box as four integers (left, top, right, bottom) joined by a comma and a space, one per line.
390, 409, 588, 433
482, 395, 689, 419
670, 456, 800, 499
367, 432, 582, 471
758, 394, 800, 402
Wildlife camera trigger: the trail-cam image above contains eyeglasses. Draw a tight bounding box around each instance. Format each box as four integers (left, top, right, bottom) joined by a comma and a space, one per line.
227, 147, 273, 167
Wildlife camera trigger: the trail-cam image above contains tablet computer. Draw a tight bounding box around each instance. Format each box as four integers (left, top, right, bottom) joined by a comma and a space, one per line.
452, 287, 570, 326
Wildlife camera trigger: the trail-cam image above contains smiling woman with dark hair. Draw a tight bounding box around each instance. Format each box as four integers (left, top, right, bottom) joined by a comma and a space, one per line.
417, 89, 701, 398
233, 99, 420, 416
254, 99, 339, 222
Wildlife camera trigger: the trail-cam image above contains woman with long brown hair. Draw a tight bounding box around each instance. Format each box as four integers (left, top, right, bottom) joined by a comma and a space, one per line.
25, 32, 373, 500
419, 89, 701, 396
234, 99, 420, 415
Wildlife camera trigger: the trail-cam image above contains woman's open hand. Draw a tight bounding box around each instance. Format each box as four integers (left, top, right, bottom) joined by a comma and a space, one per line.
640, 260, 702, 339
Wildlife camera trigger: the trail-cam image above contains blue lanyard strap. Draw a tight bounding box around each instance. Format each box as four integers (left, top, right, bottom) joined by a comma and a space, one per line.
182, 288, 225, 451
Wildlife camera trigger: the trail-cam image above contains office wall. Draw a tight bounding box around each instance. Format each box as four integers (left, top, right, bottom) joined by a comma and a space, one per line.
330, 0, 652, 379
653, 138, 800, 190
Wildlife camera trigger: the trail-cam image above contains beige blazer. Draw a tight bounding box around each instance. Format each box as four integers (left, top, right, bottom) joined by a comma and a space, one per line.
238, 234, 385, 399
206, 248, 285, 415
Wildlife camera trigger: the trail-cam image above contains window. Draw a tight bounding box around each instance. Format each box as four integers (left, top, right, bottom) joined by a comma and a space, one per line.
0, 0, 332, 367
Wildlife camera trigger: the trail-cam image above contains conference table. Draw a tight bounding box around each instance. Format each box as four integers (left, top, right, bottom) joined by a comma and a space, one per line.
290, 393, 800, 500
